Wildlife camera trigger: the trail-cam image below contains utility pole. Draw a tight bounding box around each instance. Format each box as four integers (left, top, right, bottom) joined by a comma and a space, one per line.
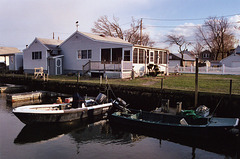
140, 18, 143, 45
195, 56, 199, 108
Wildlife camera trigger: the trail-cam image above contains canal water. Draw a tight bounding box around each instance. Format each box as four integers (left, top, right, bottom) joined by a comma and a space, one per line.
0, 93, 239, 159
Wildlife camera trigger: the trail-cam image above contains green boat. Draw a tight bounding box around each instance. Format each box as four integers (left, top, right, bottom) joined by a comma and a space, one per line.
109, 107, 239, 138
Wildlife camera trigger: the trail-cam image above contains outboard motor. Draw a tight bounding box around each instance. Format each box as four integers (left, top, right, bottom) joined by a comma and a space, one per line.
95, 93, 107, 104
196, 105, 210, 117
116, 97, 127, 107
112, 98, 129, 112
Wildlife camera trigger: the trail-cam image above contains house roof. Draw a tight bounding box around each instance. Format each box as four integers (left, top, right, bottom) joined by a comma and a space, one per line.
80, 31, 132, 45
170, 53, 195, 61
37, 38, 63, 50
60, 31, 132, 47
0, 47, 21, 55
220, 53, 240, 63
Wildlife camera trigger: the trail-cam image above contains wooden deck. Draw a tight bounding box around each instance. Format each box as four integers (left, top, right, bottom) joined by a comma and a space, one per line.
6, 91, 48, 103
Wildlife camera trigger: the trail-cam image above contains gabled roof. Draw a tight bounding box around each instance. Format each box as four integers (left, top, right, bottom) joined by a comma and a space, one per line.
37, 38, 63, 50
0, 47, 21, 55
220, 53, 240, 63
24, 38, 63, 51
170, 53, 195, 61
80, 32, 131, 45
60, 31, 132, 46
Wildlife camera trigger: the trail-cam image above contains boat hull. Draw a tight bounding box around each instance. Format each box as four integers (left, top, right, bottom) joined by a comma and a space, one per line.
109, 110, 239, 138
13, 103, 112, 124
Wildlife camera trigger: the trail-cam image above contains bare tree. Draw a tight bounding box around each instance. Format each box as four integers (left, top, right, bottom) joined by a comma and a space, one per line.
196, 17, 237, 60
192, 42, 203, 57
92, 16, 154, 46
91, 15, 123, 39
166, 34, 190, 66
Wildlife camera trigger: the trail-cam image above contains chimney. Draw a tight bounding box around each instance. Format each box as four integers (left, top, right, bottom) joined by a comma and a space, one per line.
58, 36, 60, 40
26, 45, 28, 48
53, 32, 55, 39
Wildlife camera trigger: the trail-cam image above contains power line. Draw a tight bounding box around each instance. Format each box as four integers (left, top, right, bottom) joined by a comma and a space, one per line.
142, 13, 240, 21
145, 25, 199, 28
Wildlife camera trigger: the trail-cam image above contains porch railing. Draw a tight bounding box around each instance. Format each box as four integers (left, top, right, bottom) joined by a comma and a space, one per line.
82, 61, 133, 77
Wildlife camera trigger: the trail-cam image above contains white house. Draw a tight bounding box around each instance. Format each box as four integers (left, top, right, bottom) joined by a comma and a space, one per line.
220, 53, 240, 67
23, 38, 63, 75
60, 31, 133, 78
0, 47, 23, 71
23, 31, 169, 78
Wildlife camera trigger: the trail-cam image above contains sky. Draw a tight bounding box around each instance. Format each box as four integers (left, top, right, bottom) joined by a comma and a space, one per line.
1, 0, 240, 53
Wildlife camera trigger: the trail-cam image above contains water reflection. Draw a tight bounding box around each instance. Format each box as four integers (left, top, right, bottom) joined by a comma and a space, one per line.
14, 116, 105, 144
110, 123, 240, 159
14, 114, 239, 158
69, 119, 144, 145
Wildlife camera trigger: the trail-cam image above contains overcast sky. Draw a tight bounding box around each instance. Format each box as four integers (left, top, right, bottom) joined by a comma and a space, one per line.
1, 0, 240, 52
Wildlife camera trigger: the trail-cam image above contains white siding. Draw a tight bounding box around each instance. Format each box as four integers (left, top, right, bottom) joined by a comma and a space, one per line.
23, 39, 48, 71
60, 32, 132, 72
9, 53, 23, 71
221, 54, 240, 67
169, 60, 180, 67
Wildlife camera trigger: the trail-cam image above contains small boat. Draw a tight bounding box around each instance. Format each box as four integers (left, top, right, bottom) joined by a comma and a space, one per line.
109, 103, 239, 138
13, 93, 113, 124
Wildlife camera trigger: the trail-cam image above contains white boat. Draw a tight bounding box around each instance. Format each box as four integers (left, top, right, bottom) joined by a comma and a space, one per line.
13, 93, 113, 124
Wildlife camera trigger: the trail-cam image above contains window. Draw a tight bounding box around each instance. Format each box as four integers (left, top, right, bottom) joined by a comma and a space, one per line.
139, 49, 145, 64
32, 51, 42, 60
203, 53, 209, 58
124, 50, 130, 61
88, 50, 92, 59
77, 50, 92, 59
163, 52, 167, 64
154, 51, 158, 64
159, 51, 163, 64
150, 51, 154, 62
112, 48, 122, 64
101, 48, 111, 63
77, 50, 81, 59
82, 50, 88, 59
133, 48, 138, 63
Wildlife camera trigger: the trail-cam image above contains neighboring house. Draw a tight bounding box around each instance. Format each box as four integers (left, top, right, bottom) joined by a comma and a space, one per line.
182, 49, 195, 58
0, 47, 23, 71
23, 31, 169, 78
169, 53, 195, 67
199, 50, 214, 62
220, 52, 240, 67
23, 38, 63, 75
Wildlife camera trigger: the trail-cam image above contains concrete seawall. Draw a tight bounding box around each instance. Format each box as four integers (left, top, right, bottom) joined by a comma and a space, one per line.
1, 75, 239, 117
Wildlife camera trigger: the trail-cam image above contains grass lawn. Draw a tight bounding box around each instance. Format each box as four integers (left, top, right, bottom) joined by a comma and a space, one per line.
45, 74, 240, 95
5, 73, 240, 95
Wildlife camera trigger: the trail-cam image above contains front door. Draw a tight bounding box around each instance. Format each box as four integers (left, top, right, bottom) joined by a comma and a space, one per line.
56, 58, 62, 75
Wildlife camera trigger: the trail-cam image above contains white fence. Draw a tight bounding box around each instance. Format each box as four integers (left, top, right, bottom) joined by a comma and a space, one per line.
169, 64, 240, 75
